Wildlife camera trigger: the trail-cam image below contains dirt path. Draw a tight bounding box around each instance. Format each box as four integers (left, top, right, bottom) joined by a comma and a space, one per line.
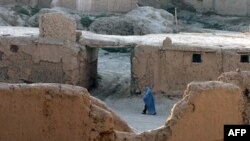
105, 96, 179, 133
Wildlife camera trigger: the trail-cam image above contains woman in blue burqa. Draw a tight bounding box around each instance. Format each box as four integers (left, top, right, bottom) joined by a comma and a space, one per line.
142, 87, 156, 115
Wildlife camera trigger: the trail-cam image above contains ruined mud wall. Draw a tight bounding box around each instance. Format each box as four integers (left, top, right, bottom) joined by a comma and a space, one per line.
0, 81, 244, 141
115, 81, 244, 141
0, 13, 98, 88
218, 71, 250, 124
131, 42, 250, 95
165, 81, 243, 141
0, 83, 132, 141
178, 0, 250, 16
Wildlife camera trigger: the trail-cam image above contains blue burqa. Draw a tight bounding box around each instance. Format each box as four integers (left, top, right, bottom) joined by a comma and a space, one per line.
143, 87, 156, 115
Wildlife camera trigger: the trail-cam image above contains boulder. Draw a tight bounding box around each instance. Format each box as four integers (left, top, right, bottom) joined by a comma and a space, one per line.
0, 5, 42, 27
90, 6, 174, 35
0, 6, 25, 26
0, 16, 10, 26
90, 16, 135, 35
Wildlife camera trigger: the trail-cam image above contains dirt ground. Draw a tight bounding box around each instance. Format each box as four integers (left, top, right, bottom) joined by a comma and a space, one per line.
104, 96, 179, 133
90, 49, 180, 133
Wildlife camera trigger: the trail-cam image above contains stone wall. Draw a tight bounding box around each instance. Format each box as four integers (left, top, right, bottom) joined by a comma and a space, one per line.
0, 13, 98, 89
0, 83, 132, 141
131, 39, 250, 95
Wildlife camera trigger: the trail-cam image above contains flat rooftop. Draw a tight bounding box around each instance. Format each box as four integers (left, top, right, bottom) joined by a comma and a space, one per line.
0, 26, 38, 37
1, 26, 250, 49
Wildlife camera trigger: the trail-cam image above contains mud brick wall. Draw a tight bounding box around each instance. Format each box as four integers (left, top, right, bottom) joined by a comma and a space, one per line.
131, 43, 250, 95
0, 83, 132, 141
0, 13, 98, 88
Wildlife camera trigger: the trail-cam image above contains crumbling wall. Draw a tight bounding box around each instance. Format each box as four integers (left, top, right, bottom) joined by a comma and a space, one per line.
0, 83, 132, 141
0, 13, 98, 89
0, 42, 87, 86
165, 81, 243, 141
218, 71, 250, 124
0, 81, 244, 141
115, 81, 244, 141
131, 44, 222, 95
